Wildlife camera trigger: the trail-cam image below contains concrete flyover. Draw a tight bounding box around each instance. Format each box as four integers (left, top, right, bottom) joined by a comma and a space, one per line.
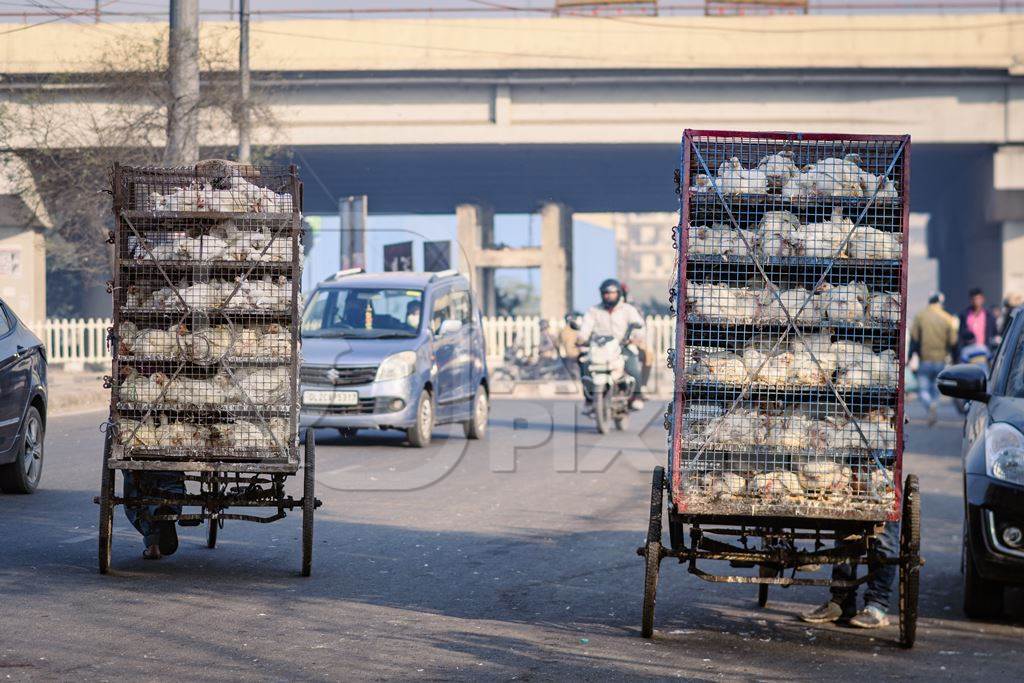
1, 14, 1023, 309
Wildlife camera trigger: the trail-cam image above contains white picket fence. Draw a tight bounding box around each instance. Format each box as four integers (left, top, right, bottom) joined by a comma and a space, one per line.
35, 315, 676, 373
482, 314, 674, 364
27, 318, 110, 369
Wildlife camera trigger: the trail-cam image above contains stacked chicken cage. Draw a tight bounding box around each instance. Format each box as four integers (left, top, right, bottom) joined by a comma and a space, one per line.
672, 131, 910, 521
98, 161, 317, 575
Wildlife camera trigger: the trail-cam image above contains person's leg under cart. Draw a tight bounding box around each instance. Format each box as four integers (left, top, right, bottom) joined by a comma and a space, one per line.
123, 471, 186, 550
829, 551, 860, 620
862, 521, 900, 614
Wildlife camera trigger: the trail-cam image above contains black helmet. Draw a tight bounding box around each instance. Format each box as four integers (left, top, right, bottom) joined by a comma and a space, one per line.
599, 278, 621, 309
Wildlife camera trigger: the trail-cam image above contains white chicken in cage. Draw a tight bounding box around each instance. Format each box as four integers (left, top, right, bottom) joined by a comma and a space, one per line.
149, 182, 208, 212
757, 287, 818, 324
155, 419, 206, 449
148, 286, 179, 310
187, 326, 235, 362
690, 173, 712, 193
256, 324, 293, 357
232, 366, 290, 405
236, 275, 292, 310
230, 327, 263, 358
701, 409, 768, 447
715, 157, 768, 195
798, 460, 853, 495
119, 368, 169, 404
847, 226, 901, 260
118, 418, 160, 448
766, 412, 821, 449
756, 210, 802, 258
757, 151, 801, 191
795, 208, 854, 258
788, 351, 831, 385
741, 347, 766, 376
686, 283, 756, 322
178, 281, 228, 310
750, 470, 804, 499
696, 351, 749, 384
802, 154, 866, 197
701, 472, 748, 500
131, 327, 181, 357
859, 172, 899, 200
867, 349, 899, 387
117, 322, 139, 355
868, 292, 901, 323
817, 281, 868, 322
756, 352, 793, 385
687, 224, 756, 258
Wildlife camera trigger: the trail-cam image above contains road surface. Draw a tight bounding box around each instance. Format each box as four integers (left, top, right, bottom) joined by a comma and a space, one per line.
0, 399, 1021, 680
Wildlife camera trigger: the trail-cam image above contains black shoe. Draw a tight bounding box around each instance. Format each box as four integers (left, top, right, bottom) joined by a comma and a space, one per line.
155, 506, 179, 557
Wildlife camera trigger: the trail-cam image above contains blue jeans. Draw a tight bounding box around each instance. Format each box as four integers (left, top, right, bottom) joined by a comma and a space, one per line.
916, 361, 945, 410
123, 472, 184, 548
830, 521, 899, 614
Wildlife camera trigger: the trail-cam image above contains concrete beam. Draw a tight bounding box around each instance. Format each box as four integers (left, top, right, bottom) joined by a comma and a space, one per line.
474, 247, 543, 269
1003, 221, 1024, 299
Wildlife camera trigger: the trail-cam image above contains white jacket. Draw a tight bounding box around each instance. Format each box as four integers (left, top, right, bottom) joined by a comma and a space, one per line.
578, 302, 645, 344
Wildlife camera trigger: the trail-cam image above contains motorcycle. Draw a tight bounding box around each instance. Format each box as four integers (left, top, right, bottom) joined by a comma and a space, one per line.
579, 324, 640, 434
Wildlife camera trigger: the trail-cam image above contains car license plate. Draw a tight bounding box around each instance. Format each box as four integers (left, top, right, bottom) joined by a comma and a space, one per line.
303, 390, 358, 406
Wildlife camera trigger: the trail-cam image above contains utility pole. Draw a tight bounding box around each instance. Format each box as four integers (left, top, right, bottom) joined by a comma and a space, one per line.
164, 0, 200, 165
237, 0, 251, 163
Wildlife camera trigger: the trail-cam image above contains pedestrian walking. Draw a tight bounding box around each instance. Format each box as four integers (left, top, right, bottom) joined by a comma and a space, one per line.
909, 291, 957, 426
958, 287, 998, 352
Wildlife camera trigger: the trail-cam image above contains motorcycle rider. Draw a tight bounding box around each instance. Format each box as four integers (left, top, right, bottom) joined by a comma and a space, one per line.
578, 278, 646, 410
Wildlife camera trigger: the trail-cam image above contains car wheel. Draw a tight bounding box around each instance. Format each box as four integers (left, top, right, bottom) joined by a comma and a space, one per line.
0, 406, 44, 494
407, 389, 434, 448
963, 529, 1004, 619
462, 386, 488, 440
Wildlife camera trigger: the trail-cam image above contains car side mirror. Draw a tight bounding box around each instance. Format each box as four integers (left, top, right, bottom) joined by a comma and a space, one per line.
437, 319, 463, 336
937, 363, 990, 403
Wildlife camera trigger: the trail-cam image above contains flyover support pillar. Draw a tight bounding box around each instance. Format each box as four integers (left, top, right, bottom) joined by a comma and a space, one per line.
456, 203, 496, 315
996, 146, 1024, 300
540, 202, 573, 320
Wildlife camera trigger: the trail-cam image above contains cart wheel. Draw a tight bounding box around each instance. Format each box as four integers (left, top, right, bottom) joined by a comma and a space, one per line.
648, 466, 665, 544
899, 473, 921, 649
98, 431, 114, 575
757, 566, 777, 608
594, 391, 610, 434
641, 466, 665, 638
206, 513, 218, 549
301, 428, 316, 577
641, 540, 662, 638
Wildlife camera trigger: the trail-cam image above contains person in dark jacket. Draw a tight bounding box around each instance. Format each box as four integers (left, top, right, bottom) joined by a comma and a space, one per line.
958, 287, 998, 352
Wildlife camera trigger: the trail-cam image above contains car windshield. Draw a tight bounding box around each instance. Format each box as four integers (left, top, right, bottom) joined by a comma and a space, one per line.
301, 287, 423, 338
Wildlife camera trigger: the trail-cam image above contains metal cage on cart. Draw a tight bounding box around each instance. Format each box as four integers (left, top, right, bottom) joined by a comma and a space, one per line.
638, 130, 922, 648
95, 161, 321, 575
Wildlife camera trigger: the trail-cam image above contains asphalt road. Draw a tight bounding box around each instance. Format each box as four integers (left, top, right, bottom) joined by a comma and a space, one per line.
1, 399, 1022, 680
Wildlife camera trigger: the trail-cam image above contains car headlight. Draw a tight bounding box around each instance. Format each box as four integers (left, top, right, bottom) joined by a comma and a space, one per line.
985, 422, 1024, 486
376, 351, 417, 382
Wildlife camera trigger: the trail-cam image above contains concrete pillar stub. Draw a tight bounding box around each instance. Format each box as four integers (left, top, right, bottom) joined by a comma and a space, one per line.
540, 201, 572, 320
455, 203, 496, 315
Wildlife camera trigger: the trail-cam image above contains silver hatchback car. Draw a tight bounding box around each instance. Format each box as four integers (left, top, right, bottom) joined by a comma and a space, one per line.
299, 270, 489, 446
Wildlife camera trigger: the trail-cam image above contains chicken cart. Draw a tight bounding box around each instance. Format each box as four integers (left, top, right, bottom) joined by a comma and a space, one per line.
95, 161, 321, 575
639, 130, 921, 647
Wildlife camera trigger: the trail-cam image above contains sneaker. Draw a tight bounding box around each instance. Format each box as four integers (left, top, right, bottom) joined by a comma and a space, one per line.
799, 601, 843, 624
630, 398, 645, 411
849, 605, 889, 629
927, 403, 938, 427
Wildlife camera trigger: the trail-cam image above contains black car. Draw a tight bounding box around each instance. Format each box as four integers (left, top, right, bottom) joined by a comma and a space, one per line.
938, 310, 1024, 618
0, 300, 46, 493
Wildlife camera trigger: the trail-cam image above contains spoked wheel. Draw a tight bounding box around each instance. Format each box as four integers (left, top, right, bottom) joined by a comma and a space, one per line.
899, 473, 921, 648
301, 429, 316, 577
757, 565, 778, 608
641, 466, 665, 638
98, 430, 114, 575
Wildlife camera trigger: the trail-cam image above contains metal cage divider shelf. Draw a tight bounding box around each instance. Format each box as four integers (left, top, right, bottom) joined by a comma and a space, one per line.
639, 130, 922, 647
95, 161, 321, 575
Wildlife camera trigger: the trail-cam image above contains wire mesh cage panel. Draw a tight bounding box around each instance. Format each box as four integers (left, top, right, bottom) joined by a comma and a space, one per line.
671, 130, 910, 522
108, 161, 303, 471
